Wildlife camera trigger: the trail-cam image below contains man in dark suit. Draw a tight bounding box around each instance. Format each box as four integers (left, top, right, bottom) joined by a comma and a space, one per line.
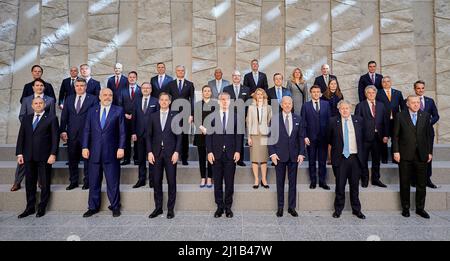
267, 73, 292, 107
150, 62, 173, 99
358, 61, 383, 102
328, 100, 366, 219
207, 92, 243, 218
223, 70, 250, 167
167, 65, 195, 165
269, 96, 305, 218
107, 63, 128, 105
131, 82, 160, 188
58, 66, 79, 109
301, 85, 331, 190
376, 76, 405, 163
80, 64, 101, 97
393, 95, 433, 219
413, 80, 440, 189
118, 71, 141, 165
243, 59, 269, 94
313, 64, 338, 93
20, 65, 56, 103
60, 78, 98, 190
355, 85, 389, 188
16, 97, 59, 218
147, 92, 181, 219
82, 88, 126, 218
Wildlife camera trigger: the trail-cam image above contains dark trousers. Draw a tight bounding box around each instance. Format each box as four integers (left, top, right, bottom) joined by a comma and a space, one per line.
197, 146, 212, 178
399, 151, 427, 211
137, 136, 153, 184
238, 135, 245, 164
412, 135, 434, 183
88, 160, 121, 211
181, 134, 189, 162
334, 155, 362, 214
68, 137, 89, 185
275, 161, 298, 209
212, 156, 236, 210
381, 119, 394, 162
25, 161, 51, 211
307, 139, 328, 184
124, 118, 138, 162
153, 149, 177, 210
361, 135, 382, 182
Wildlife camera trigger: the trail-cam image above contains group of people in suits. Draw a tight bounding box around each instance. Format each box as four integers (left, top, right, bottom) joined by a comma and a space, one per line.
13, 58, 439, 220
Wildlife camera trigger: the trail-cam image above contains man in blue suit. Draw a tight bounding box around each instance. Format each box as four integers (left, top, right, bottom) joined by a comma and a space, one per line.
131, 82, 160, 189
413, 80, 440, 189
376, 76, 405, 163
328, 100, 366, 219
107, 63, 128, 105
267, 73, 292, 108
58, 66, 79, 109
150, 62, 173, 99
207, 92, 243, 219
80, 64, 101, 97
208, 68, 230, 98
147, 92, 181, 219
355, 86, 389, 188
60, 78, 98, 190
358, 61, 383, 102
82, 88, 126, 218
301, 85, 331, 190
243, 59, 269, 94
269, 96, 306, 218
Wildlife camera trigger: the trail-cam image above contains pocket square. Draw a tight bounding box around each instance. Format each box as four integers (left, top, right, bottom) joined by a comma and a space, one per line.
295, 123, 299, 126
150, 105, 156, 107
242, 93, 247, 95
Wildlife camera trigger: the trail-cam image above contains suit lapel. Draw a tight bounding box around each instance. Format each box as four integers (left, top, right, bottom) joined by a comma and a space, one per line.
337, 118, 343, 141
103, 106, 114, 131
33, 113, 47, 132
405, 111, 416, 130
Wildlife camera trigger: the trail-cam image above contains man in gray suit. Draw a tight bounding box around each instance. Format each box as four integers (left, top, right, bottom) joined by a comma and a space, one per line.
208, 68, 230, 99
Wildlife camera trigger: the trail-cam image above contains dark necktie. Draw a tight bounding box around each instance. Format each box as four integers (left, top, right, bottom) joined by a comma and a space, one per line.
420, 97, 424, 111
130, 86, 135, 100
285, 114, 290, 136
143, 98, 148, 112
178, 80, 183, 94
76, 96, 82, 114
71, 79, 75, 89
371, 102, 376, 118
222, 112, 227, 134
371, 74, 375, 84
315, 102, 319, 112
115, 76, 119, 89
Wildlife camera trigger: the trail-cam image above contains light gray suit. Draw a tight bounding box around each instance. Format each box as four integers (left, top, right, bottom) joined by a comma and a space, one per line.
208, 79, 230, 98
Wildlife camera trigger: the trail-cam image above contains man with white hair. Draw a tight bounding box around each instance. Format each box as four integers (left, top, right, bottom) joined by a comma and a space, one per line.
107, 63, 128, 105
313, 64, 338, 93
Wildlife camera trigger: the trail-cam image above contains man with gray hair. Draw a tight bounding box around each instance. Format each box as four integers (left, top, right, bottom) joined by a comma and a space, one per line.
208, 68, 230, 98
355, 85, 389, 188
58, 66, 79, 109
313, 64, 338, 93
107, 63, 128, 105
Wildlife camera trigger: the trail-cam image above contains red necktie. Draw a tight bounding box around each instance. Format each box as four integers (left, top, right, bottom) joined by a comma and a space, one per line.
131, 86, 135, 100
115, 76, 119, 89
371, 102, 376, 118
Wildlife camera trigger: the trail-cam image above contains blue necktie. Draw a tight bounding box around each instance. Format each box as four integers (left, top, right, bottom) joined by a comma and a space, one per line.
32, 114, 40, 131
277, 88, 282, 103
178, 80, 183, 94
412, 113, 417, 126
222, 112, 227, 134
100, 108, 107, 129
343, 119, 350, 158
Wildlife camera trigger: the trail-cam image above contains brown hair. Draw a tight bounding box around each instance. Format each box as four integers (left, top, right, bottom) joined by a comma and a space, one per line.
323, 79, 343, 99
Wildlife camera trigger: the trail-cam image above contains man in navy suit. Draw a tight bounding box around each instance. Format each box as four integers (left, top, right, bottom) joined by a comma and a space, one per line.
223, 70, 250, 167
16, 97, 59, 218
58, 66, 79, 109
107, 63, 128, 105
358, 61, 383, 102
131, 82, 160, 189
376, 76, 405, 163
267, 73, 292, 107
167, 65, 195, 166
207, 92, 243, 219
20, 65, 56, 104
80, 64, 101, 97
60, 78, 98, 190
413, 80, 440, 189
313, 64, 338, 93
118, 71, 141, 165
243, 59, 269, 94
355, 86, 389, 188
150, 62, 173, 99
82, 88, 126, 218
147, 92, 181, 219
301, 85, 331, 190
269, 96, 306, 218
328, 100, 366, 219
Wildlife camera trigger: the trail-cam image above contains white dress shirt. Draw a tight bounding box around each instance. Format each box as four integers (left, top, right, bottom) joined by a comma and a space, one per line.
342, 116, 357, 154
216, 79, 222, 93
283, 111, 293, 136
312, 99, 321, 111
142, 95, 150, 111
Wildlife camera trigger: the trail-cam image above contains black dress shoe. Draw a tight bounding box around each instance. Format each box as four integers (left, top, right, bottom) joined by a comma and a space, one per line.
83, 209, 99, 218
36, 209, 46, 218
332, 211, 341, 218
352, 211, 366, 219
288, 208, 298, 217
309, 183, 317, 189
120, 160, 130, 166
416, 209, 430, 219
381, 160, 388, 164
149, 208, 163, 218
18, 209, 35, 219
426, 181, 438, 189
182, 161, 189, 166
319, 183, 330, 190
361, 179, 369, 188
401, 209, 410, 217
225, 209, 233, 218
261, 181, 270, 189
149, 182, 154, 189
66, 183, 78, 191
82, 184, 89, 190
252, 184, 259, 189
411, 183, 416, 188
276, 208, 283, 217
214, 208, 224, 218
372, 180, 387, 188
237, 161, 246, 167
132, 180, 146, 189
134, 160, 140, 166
167, 210, 175, 219
112, 209, 121, 217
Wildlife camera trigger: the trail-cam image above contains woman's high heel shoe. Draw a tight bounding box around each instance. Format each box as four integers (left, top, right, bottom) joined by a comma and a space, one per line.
261, 181, 270, 189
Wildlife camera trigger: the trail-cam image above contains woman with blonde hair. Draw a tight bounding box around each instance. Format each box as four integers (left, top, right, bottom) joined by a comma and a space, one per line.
247, 88, 272, 189
286, 67, 309, 115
